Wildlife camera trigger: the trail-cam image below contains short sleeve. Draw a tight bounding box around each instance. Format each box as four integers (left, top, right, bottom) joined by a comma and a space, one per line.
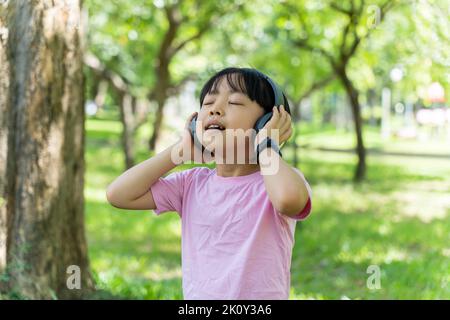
150, 169, 189, 216
288, 168, 313, 221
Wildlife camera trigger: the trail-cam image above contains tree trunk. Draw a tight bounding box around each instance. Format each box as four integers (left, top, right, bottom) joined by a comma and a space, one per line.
149, 101, 165, 151
337, 67, 367, 181
118, 93, 136, 169
0, 2, 10, 282
0, 0, 94, 299
291, 101, 301, 168
94, 80, 108, 112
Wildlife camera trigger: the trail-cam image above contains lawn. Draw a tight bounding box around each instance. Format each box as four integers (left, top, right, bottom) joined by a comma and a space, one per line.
85, 117, 450, 299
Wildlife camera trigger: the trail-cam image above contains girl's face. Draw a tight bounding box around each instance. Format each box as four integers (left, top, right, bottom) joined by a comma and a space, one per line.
196, 75, 265, 160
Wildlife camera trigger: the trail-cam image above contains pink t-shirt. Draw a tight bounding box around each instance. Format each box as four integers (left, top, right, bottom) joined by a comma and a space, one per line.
150, 166, 312, 300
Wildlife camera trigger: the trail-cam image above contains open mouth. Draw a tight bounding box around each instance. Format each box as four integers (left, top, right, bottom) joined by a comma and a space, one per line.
205, 124, 226, 131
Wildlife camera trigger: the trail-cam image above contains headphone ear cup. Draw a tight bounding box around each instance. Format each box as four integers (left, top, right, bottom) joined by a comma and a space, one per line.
189, 115, 205, 151
189, 116, 197, 139
254, 112, 273, 133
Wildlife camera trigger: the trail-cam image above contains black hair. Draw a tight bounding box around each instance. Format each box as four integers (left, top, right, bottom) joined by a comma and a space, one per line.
199, 67, 279, 114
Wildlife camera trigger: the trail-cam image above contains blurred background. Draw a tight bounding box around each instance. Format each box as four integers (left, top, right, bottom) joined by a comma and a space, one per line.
0, 0, 449, 299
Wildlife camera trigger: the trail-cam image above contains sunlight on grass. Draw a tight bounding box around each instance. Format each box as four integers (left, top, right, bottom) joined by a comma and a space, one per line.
85, 119, 122, 135
85, 187, 108, 202
336, 246, 410, 264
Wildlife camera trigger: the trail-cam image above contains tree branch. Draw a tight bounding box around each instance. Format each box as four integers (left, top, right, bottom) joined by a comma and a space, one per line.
300, 74, 336, 101
330, 1, 353, 16
168, 22, 210, 58
167, 73, 199, 96
341, 0, 396, 65
293, 39, 335, 65
159, 5, 182, 64
84, 52, 129, 94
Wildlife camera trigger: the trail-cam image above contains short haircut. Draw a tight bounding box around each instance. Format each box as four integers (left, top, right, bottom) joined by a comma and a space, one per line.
199, 67, 278, 114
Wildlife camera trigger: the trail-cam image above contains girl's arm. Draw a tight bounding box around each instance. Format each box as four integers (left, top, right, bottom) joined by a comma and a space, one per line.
259, 150, 310, 217
106, 142, 179, 210
106, 112, 199, 210
256, 105, 310, 217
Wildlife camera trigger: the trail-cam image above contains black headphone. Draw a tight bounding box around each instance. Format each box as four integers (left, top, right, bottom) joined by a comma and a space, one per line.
189, 69, 290, 150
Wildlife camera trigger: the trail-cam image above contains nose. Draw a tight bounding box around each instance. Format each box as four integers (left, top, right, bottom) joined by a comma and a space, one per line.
209, 104, 223, 116
209, 109, 222, 116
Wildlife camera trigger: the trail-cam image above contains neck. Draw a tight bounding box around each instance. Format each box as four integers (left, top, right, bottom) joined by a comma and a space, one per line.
215, 163, 260, 177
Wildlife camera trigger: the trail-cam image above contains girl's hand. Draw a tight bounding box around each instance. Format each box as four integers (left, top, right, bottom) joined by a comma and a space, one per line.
173, 112, 205, 163
255, 105, 292, 146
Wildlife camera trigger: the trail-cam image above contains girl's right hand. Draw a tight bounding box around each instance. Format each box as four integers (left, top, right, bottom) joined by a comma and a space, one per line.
174, 112, 204, 163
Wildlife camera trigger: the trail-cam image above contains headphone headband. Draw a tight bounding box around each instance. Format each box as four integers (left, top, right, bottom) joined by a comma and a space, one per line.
243, 68, 289, 113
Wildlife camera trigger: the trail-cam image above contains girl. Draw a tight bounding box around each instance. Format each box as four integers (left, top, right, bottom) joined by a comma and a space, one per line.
106, 67, 313, 299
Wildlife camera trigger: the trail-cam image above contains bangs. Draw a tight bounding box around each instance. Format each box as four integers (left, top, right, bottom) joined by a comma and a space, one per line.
209, 72, 249, 97
199, 67, 275, 113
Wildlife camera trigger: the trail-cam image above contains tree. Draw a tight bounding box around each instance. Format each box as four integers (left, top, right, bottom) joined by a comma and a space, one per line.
84, 52, 149, 169
278, 0, 396, 181
0, 0, 94, 299
85, 0, 243, 159
356, 0, 450, 104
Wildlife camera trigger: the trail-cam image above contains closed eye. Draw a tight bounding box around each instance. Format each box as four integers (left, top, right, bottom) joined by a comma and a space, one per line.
229, 102, 243, 105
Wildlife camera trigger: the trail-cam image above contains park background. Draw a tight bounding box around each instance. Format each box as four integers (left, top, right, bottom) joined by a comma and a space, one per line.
0, 0, 449, 299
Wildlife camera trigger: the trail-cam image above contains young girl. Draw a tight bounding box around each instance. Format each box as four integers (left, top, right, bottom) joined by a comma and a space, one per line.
106, 67, 313, 300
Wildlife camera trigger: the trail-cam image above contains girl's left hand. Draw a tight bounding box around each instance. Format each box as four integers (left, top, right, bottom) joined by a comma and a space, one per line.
255, 105, 293, 146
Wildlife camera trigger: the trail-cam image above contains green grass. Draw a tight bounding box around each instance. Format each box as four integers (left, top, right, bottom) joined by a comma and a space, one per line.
296, 123, 450, 156
290, 155, 450, 299
85, 117, 450, 299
